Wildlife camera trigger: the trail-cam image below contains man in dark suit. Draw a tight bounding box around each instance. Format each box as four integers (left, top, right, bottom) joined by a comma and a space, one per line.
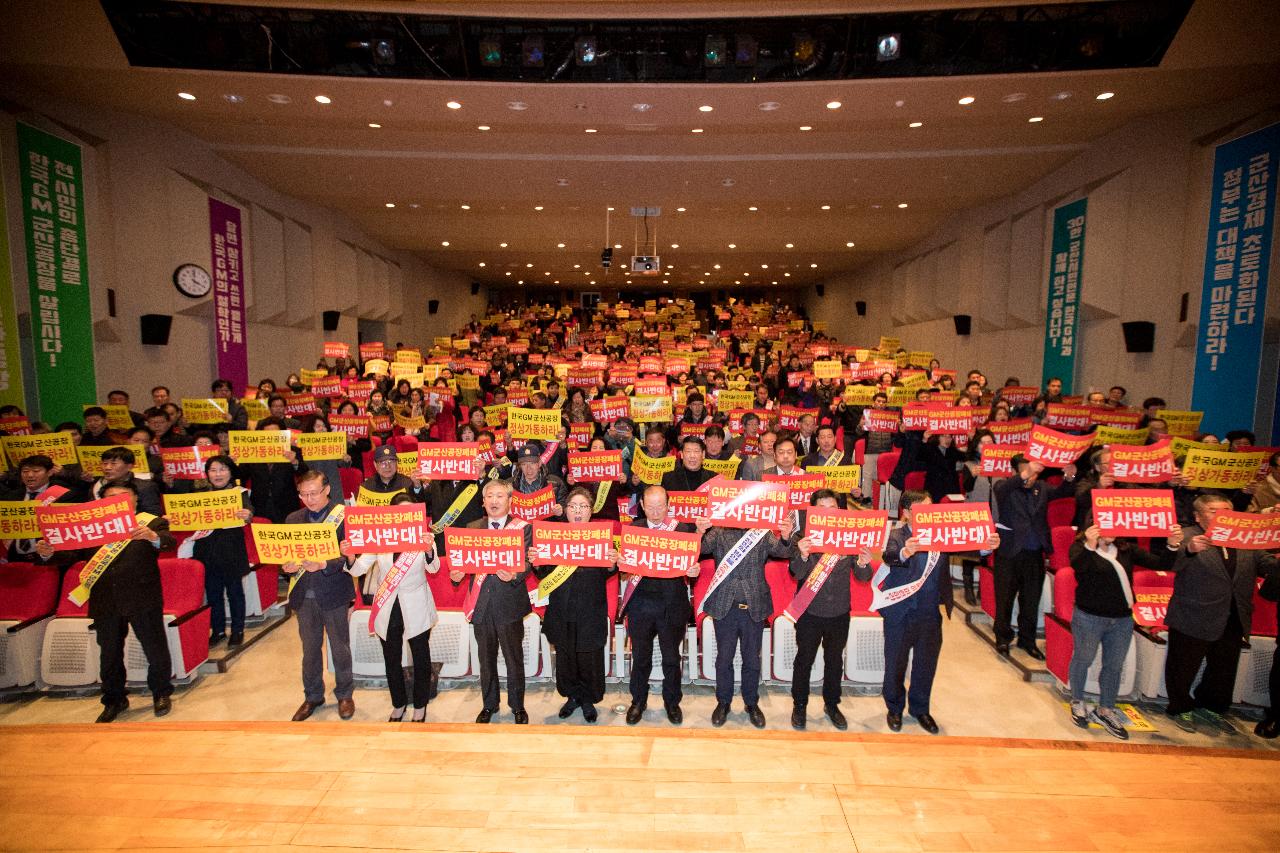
450, 478, 534, 724
865, 489, 999, 734
284, 470, 355, 722
89, 446, 162, 516
660, 436, 716, 493
1164, 494, 1279, 734
240, 419, 308, 523
38, 480, 175, 722
622, 485, 700, 726
801, 424, 844, 469
3, 454, 71, 563
990, 454, 1077, 658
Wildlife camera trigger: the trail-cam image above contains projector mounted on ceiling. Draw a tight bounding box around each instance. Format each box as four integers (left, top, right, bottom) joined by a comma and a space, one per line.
631, 256, 661, 274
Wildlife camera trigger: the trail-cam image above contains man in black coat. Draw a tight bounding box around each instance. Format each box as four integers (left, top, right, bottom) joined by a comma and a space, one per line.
990, 454, 1077, 658
660, 436, 716, 493
622, 485, 700, 726
239, 419, 308, 523
362, 444, 426, 500
3, 454, 73, 563
38, 480, 175, 722
89, 446, 163, 516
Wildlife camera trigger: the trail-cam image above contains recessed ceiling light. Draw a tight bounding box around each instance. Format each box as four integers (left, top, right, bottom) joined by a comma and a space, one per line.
810, 263, 818, 268
676, 207, 686, 212
557, 243, 565, 248
607, 207, 615, 211
1028, 116, 1044, 123
1096, 91, 1115, 100
266, 93, 291, 104
820, 205, 831, 210
734, 280, 741, 285
574, 264, 581, 269
826, 101, 841, 109
441, 241, 450, 247
691, 128, 704, 133
507, 101, 528, 111
633, 103, 652, 112
505, 271, 511, 276
728, 243, 736, 249
898, 202, 909, 208
446, 101, 462, 109
784, 272, 791, 277
908, 121, 923, 128
544, 272, 550, 275
761, 264, 769, 269
315, 95, 332, 104
785, 243, 794, 248
223, 94, 244, 104
772, 281, 778, 285
384, 202, 395, 208
743, 272, 750, 277
1051, 91, 1072, 101
758, 101, 780, 111
713, 264, 721, 269
534, 205, 544, 211
477, 125, 491, 131
178, 92, 196, 101
846, 242, 855, 247
526, 263, 533, 268
699, 105, 714, 112
409, 203, 419, 209
799, 125, 812, 131
748, 206, 758, 211
958, 96, 975, 105
670, 243, 679, 249
584, 128, 598, 133
555, 178, 570, 187
518, 280, 524, 285
460, 204, 470, 210
613, 244, 622, 249
478, 262, 486, 267
499, 242, 508, 247
368, 122, 381, 128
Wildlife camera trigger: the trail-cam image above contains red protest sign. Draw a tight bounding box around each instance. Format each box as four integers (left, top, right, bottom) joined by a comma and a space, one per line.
638, 356, 664, 375
330, 414, 371, 440
0, 416, 32, 435
1091, 489, 1176, 538
161, 444, 221, 480
865, 410, 901, 433
901, 403, 930, 431
1044, 403, 1091, 431
344, 504, 431, 554
617, 527, 702, 578
1027, 424, 1093, 467
804, 507, 889, 555
998, 386, 1039, 407
567, 449, 623, 482
910, 502, 995, 552
778, 406, 817, 431
567, 422, 595, 448
323, 341, 349, 359
988, 418, 1034, 445
1132, 578, 1172, 629
1091, 407, 1142, 428
707, 479, 789, 529
678, 422, 710, 439
633, 376, 670, 397
359, 341, 385, 363
511, 486, 557, 521
764, 472, 827, 510
665, 491, 708, 523
37, 493, 137, 551
589, 396, 630, 423
580, 354, 609, 370
926, 405, 972, 435
979, 444, 1024, 478
608, 365, 638, 387
530, 521, 614, 566
566, 368, 602, 389
1204, 511, 1280, 550
344, 380, 375, 404
417, 442, 483, 480
1108, 440, 1175, 484
444, 527, 526, 574
283, 393, 318, 417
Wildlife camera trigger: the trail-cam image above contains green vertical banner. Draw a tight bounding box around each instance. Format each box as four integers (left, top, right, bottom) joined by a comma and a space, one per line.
1042, 197, 1087, 393
0, 146, 27, 411
16, 122, 95, 426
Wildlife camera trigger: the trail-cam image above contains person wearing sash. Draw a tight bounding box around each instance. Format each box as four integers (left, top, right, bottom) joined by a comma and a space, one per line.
363, 444, 425, 500
564, 436, 627, 522
3, 454, 70, 563
345, 493, 440, 723
693, 509, 795, 729
867, 489, 1000, 734
661, 436, 716, 492
284, 470, 356, 722
37, 481, 175, 723
622, 485, 699, 725
90, 446, 163, 516
531, 486, 617, 722
451, 478, 534, 724
787, 489, 872, 731
187, 454, 254, 647
513, 442, 567, 516
801, 424, 843, 469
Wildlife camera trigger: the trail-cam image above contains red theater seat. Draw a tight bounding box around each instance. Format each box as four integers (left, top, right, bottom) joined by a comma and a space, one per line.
903, 471, 926, 492
340, 467, 363, 501
872, 451, 901, 510
122, 558, 210, 681
1047, 497, 1075, 531
1047, 526, 1076, 572
0, 562, 61, 689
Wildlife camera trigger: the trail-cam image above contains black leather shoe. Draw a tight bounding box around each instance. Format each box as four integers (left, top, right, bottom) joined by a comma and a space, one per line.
665, 704, 683, 725
153, 695, 172, 717
227, 632, 244, 647
825, 704, 848, 731
963, 589, 978, 606
745, 705, 766, 729
513, 709, 529, 725
1020, 644, 1046, 661
791, 706, 806, 731
475, 708, 495, 724
96, 700, 128, 723
711, 703, 730, 727
582, 704, 598, 723
1255, 718, 1279, 739
209, 632, 226, 646
915, 713, 940, 735
558, 698, 580, 719
625, 703, 645, 725
995, 642, 1011, 657
886, 711, 903, 732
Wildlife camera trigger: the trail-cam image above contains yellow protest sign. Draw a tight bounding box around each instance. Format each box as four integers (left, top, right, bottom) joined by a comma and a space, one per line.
887, 386, 917, 408
630, 396, 674, 423
457, 373, 480, 391
812, 360, 844, 380
907, 351, 934, 368
1182, 449, 1267, 490
241, 397, 270, 421
0, 501, 41, 539
899, 372, 930, 391
843, 386, 878, 407
395, 349, 424, 364
878, 336, 901, 352
394, 412, 428, 431
163, 490, 247, 532
390, 362, 420, 379
357, 486, 403, 506
485, 404, 509, 428
1156, 410, 1203, 438
632, 449, 676, 485
702, 456, 741, 479
296, 432, 348, 461
228, 430, 291, 463
251, 523, 340, 564
1169, 436, 1219, 461
397, 451, 418, 478
86, 404, 134, 430
181, 398, 230, 424
508, 407, 561, 441
76, 444, 149, 478
808, 464, 863, 494
2, 432, 78, 467
716, 389, 754, 411
433, 336, 453, 350
299, 368, 329, 385
1093, 426, 1149, 446
365, 358, 390, 376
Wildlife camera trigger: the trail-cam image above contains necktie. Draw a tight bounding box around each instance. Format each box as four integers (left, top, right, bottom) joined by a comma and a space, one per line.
27, 492, 38, 501
491, 521, 500, 529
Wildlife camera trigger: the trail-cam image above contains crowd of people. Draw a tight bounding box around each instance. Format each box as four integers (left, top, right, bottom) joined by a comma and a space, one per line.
2, 296, 1277, 740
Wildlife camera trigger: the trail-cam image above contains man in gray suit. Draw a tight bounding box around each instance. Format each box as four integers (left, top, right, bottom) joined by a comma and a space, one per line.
1165, 494, 1279, 734
449, 478, 534, 724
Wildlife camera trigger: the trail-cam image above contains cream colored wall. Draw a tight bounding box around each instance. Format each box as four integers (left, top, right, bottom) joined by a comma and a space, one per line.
808, 91, 1280, 429
0, 88, 486, 407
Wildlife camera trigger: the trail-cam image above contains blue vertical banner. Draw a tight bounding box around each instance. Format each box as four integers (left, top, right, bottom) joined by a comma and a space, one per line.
1042, 197, 1086, 393
1192, 122, 1280, 437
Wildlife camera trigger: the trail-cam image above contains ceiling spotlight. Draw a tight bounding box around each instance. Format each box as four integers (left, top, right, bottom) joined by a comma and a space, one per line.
846, 241, 855, 247
446, 100, 462, 109
670, 244, 679, 249
533, 205, 544, 211
748, 206, 758, 211
368, 122, 381, 128
676, 207, 686, 212
810, 263, 818, 268
785, 243, 794, 248
441, 241, 450, 247
761, 264, 769, 269
460, 204, 470, 209
478, 262, 486, 267
691, 128, 704, 133
1028, 116, 1044, 123
699, 105, 714, 112
728, 243, 736, 249
713, 264, 721, 269
266, 93, 291, 104
507, 101, 528, 111
826, 101, 842, 110
385, 202, 395, 208
820, 205, 831, 210
178, 92, 196, 101
898, 202, 909, 208
584, 128, 598, 133
223, 94, 244, 104
633, 103, 652, 112
1096, 91, 1115, 100
526, 263, 533, 268
758, 101, 781, 111
607, 207, 615, 211
799, 125, 813, 131
557, 243, 566, 248
908, 121, 923, 128
315, 95, 332, 104
477, 125, 491, 131
505, 271, 511, 276
499, 242, 508, 247
876, 33, 901, 62
613, 243, 622, 249
574, 264, 581, 269
958, 96, 975, 105
1051, 91, 1072, 101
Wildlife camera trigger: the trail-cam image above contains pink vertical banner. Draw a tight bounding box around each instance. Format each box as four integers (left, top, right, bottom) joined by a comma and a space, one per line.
208, 198, 248, 392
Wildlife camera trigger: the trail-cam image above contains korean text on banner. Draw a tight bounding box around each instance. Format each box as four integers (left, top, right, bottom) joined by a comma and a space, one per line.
910, 503, 995, 552
805, 507, 889, 555
530, 521, 614, 566
617, 528, 702, 578
251, 523, 339, 563
163, 490, 247, 531
37, 493, 136, 551
1090, 489, 1176, 538
1204, 511, 1280, 550
208, 198, 248, 393
444, 527, 526, 573
1042, 197, 1087, 394
507, 407, 561, 441
344, 504, 431, 554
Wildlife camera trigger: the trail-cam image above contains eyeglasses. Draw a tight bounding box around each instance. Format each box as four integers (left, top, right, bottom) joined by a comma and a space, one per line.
298, 490, 328, 498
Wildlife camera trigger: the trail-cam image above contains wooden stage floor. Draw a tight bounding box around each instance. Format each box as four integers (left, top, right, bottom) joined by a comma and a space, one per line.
1, 722, 1276, 852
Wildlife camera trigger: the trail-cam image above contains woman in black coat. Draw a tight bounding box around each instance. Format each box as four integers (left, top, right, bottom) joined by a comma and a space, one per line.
917, 433, 966, 501
239, 418, 307, 524
191, 454, 255, 646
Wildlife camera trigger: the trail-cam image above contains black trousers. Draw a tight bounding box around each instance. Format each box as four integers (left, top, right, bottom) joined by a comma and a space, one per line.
994, 549, 1044, 646
626, 601, 686, 707
94, 609, 172, 706
1267, 639, 1280, 722
791, 611, 850, 707
1164, 624, 1242, 715
882, 611, 943, 717
552, 621, 606, 705
474, 617, 525, 712
380, 600, 432, 709
206, 562, 246, 636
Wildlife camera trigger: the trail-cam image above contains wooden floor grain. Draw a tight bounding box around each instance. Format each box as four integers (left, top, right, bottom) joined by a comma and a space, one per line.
0, 723, 1276, 852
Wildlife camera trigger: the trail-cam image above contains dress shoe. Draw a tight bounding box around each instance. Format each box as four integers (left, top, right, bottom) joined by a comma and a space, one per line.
475, 708, 495, 724
227, 632, 244, 647
513, 709, 529, 725
337, 698, 356, 720
582, 704, 598, 723
963, 588, 978, 606
886, 711, 903, 732
745, 705, 766, 729
791, 706, 807, 731
711, 702, 730, 727
558, 697, 580, 719
914, 713, 940, 735
1019, 644, 1046, 661
995, 642, 1011, 657
1254, 717, 1279, 739
153, 695, 172, 717
95, 699, 128, 724
625, 702, 645, 725
410, 707, 427, 723
825, 704, 848, 731
209, 632, 226, 646
292, 700, 322, 722
389, 707, 406, 723
665, 704, 683, 725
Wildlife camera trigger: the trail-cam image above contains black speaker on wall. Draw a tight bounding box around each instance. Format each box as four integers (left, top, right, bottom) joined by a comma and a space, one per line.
1122, 321, 1155, 353
140, 314, 172, 346
954, 314, 972, 336
815, 284, 825, 298
321, 310, 340, 331
428, 300, 440, 315
855, 301, 867, 316
471, 282, 480, 296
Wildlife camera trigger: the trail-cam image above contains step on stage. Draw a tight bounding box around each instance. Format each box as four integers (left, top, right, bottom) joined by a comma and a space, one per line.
1, 723, 1277, 851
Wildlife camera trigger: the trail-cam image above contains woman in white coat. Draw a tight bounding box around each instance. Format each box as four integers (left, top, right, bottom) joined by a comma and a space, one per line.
345, 493, 440, 721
